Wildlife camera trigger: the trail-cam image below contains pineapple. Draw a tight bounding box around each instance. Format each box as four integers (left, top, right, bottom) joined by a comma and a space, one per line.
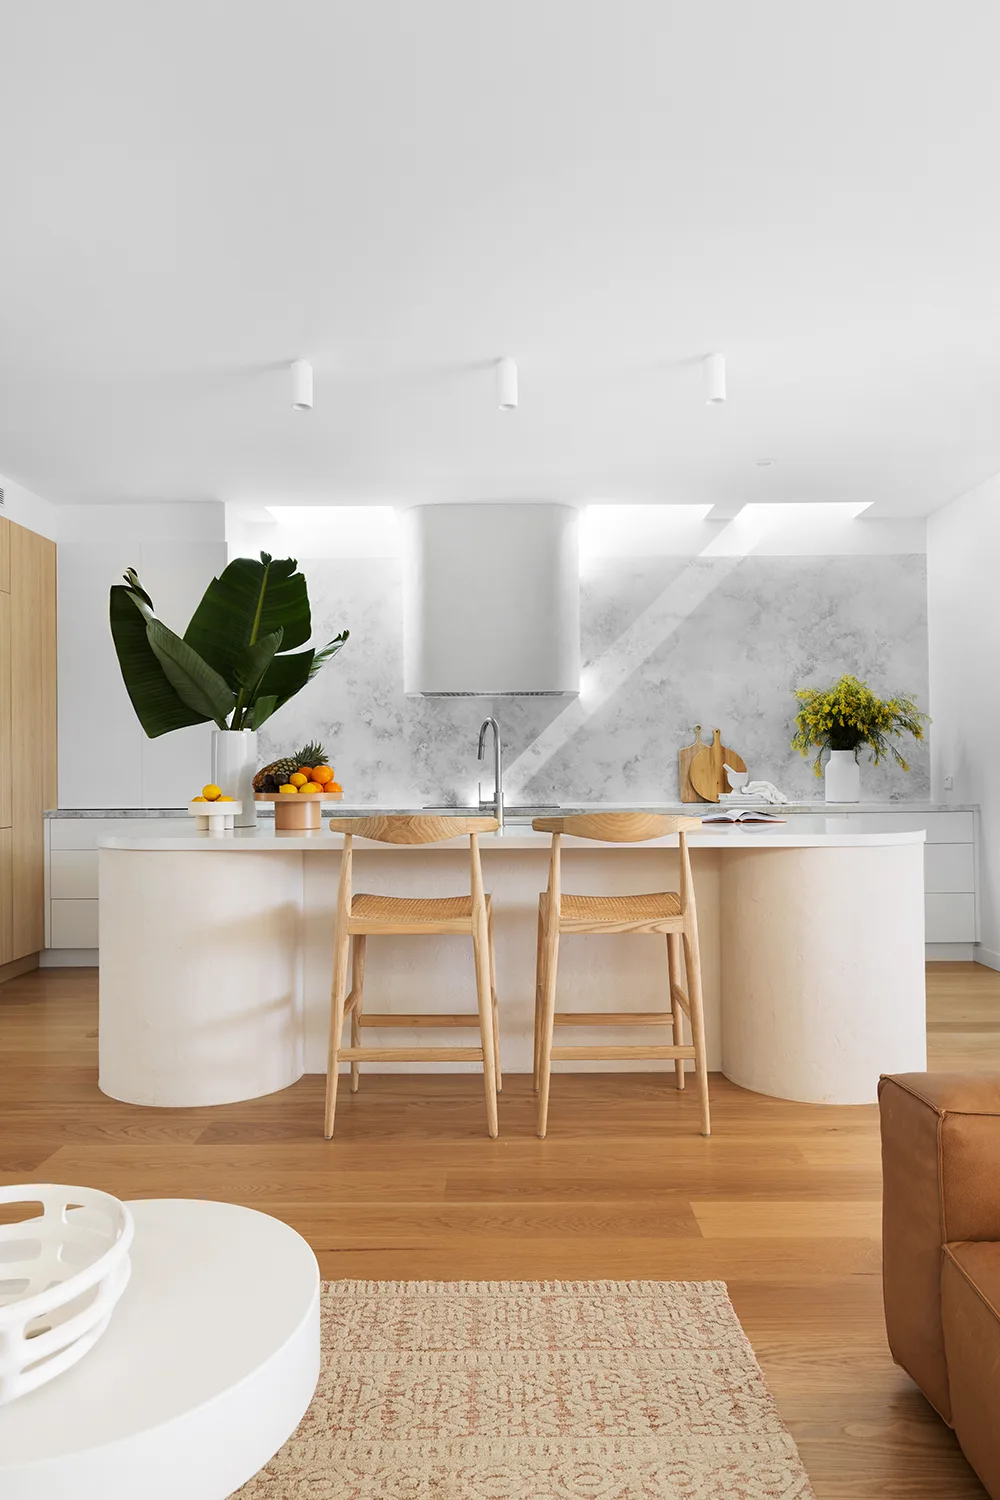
253, 742, 327, 793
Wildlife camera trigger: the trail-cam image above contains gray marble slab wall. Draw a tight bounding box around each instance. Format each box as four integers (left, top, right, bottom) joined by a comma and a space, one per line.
259, 553, 930, 804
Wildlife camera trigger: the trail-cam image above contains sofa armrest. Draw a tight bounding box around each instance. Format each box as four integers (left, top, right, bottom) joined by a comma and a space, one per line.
879, 1072, 1000, 1423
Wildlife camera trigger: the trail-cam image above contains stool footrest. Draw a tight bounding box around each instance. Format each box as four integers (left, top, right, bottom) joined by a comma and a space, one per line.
361, 1014, 482, 1029
339, 1046, 485, 1062
550, 1045, 696, 1062
554, 1011, 673, 1027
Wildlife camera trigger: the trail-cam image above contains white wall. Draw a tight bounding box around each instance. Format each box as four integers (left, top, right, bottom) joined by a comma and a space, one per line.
58, 503, 227, 807
0, 472, 60, 541
231, 504, 930, 808
927, 473, 1000, 962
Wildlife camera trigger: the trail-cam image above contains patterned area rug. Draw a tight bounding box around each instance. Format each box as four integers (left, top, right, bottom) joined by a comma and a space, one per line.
237, 1280, 814, 1499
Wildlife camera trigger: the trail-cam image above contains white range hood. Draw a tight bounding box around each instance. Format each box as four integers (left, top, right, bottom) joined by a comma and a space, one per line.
402, 503, 580, 696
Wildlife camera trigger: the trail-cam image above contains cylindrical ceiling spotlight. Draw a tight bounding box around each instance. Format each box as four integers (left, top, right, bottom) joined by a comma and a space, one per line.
291, 359, 313, 411
496, 356, 518, 411
703, 352, 726, 405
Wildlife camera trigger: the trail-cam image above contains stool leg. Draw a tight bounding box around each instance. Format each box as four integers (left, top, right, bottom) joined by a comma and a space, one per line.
324, 916, 352, 1140
536, 915, 560, 1138
472, 907, 500, 1139
667, 932, 685, 1091
349, 935, 367, 1094
683, 925, 711, 1137
487, 904, 502, 1093
532, 903, 545, 1092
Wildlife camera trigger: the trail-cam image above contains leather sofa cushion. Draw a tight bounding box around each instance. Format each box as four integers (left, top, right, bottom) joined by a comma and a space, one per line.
880, 1073, 1000, 1423
942, 1242, 1000, 1498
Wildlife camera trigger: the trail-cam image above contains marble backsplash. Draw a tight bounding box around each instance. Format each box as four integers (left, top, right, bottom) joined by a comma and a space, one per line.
258, 553, 930, 805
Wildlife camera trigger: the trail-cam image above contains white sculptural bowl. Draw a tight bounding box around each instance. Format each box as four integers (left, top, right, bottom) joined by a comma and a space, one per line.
0, 1184, 134, 1405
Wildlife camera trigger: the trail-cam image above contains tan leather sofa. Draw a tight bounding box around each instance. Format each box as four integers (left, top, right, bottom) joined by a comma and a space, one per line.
880, 1073, 1000, 1496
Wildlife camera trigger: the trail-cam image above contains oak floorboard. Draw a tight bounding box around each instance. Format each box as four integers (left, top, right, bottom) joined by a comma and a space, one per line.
1, 961, 996, 1497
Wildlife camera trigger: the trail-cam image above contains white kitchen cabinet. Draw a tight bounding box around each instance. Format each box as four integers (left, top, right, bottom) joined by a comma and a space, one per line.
924, 893, 977, 944
44, 816, 190, 959
50, 898, 99, 948
49, 850, 100, 898
924, 843, 976, 895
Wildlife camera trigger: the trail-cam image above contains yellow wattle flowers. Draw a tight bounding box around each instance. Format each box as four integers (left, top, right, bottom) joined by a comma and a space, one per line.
790, 673, 928, 777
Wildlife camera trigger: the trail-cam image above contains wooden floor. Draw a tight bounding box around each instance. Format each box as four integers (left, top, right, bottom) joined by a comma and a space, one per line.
2, 961, 998, 1497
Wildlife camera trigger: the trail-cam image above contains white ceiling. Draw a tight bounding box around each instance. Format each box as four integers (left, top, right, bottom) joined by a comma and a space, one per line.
2, 1, 999, 515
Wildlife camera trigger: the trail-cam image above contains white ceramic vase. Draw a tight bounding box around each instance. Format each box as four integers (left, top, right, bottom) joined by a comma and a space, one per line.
212, 729, 258, 828
824, 748, 861, 803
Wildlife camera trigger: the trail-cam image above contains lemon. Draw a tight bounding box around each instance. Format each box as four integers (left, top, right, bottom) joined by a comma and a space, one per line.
301, 781, 323, 795
289, 771, 308, 787
202, 784, 222, 802
217, 795, 234, 802
191, 795, 207, 803
279, 784, 298, 794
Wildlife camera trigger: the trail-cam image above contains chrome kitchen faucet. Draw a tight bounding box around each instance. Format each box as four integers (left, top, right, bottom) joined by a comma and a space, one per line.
477, 717, 504, 830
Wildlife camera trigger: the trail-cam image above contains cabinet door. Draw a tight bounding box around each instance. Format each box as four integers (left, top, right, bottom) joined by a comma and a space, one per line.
0, 827, 12, 964
0, 590, 10, 828
10, 522, 57, 959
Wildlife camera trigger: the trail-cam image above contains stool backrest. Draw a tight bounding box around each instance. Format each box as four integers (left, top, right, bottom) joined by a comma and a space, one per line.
531, 812, 703, 922
328, 815, 499, 844
531, 813, 702, 843
327, 816, 499, 931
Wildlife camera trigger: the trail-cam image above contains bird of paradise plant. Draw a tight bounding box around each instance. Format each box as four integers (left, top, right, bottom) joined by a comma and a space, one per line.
110, 552, 348, 736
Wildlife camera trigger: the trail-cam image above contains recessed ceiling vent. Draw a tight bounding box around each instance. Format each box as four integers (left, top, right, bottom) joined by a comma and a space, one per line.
402, 503, 580, 697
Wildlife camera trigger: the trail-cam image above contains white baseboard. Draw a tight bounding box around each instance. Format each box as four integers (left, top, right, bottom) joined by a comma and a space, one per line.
36, 943, 996, 973
926, 943, 975, 962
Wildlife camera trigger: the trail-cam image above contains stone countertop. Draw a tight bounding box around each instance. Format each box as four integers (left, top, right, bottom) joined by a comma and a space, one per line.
98, 821, 926, 853
47, 800, 978, 818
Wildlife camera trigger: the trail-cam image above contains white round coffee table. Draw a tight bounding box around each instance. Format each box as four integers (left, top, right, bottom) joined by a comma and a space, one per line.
0, 1199, 320, 1499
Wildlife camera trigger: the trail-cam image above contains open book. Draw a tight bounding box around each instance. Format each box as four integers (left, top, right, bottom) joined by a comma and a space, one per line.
700, 807, 787, 824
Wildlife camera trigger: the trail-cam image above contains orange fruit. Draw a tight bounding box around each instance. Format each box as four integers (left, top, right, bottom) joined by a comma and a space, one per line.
297, 767, 314, 780
312, 765, 334, 784
330, 781, 342, 793
301, 781, 323, 794
289, 772, 308, 787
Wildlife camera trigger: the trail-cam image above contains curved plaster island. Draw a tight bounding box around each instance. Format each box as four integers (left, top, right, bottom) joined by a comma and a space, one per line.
98, 819, 926, 1110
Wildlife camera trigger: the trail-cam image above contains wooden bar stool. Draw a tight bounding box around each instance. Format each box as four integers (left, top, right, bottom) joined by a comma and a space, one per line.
531, 812, 710, 1138
324, 815, 501, 1140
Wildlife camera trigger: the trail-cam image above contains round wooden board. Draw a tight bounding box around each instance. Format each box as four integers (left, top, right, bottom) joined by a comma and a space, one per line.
689, 743, 747, 803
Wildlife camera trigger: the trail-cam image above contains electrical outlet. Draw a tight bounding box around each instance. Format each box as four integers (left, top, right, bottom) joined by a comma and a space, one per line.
944, 775, 954, 791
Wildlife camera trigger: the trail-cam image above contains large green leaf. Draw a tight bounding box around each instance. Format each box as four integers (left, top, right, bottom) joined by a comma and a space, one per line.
109, 585, 210, 738
146, 617, 236, 728
254, 631, 349, 716
184, 554, 312, 684
110, 557, 348, 740
248, 693, 279, 731
232, 629, 283, 691
310, 631, 350, 676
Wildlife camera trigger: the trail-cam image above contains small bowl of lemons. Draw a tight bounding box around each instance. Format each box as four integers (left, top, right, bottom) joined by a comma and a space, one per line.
189, 786, 241, 832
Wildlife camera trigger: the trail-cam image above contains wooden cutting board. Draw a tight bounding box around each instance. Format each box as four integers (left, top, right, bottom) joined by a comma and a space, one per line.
678, 726, 708, 803
689, 728, 747, 803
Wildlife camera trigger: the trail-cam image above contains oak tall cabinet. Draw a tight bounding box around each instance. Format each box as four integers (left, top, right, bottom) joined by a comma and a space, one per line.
0, 515, 57, 971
